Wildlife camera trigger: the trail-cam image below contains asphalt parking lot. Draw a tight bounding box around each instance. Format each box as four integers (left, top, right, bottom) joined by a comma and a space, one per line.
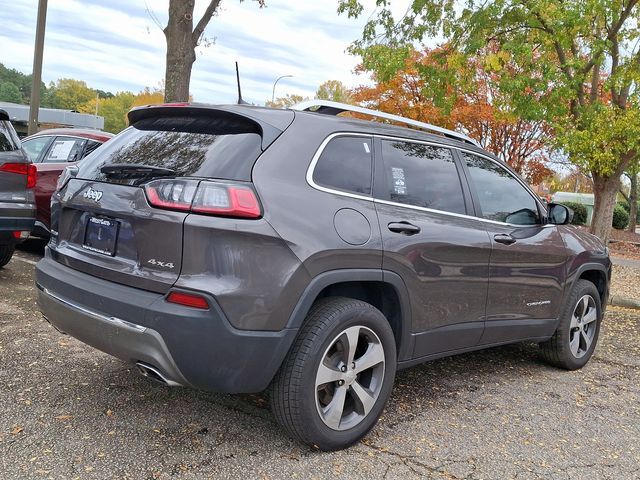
1, 241, 639, 480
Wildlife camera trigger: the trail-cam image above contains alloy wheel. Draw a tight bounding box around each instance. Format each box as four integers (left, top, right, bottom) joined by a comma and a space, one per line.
569, 294, 598, 359
314, 325, 386, 431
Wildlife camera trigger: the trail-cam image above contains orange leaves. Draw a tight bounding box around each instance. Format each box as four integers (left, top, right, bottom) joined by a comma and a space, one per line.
352, 46, 552, 184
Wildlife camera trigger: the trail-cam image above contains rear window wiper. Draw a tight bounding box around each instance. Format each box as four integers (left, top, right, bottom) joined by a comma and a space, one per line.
100, 163, 176, 181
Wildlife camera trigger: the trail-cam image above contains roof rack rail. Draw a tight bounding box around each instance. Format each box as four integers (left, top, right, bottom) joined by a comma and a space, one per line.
291, 99, 479, 147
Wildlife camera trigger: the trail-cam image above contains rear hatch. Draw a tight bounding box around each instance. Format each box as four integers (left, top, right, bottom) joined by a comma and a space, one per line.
49, 105, 293, 293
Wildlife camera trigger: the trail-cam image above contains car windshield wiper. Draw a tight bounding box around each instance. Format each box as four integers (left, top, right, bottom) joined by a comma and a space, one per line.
100, 163, 176, 181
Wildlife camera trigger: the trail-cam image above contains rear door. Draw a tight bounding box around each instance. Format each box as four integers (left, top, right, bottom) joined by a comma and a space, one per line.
373, 138, 492, 358
50, 107, 289, 293
459, 152, 569, 344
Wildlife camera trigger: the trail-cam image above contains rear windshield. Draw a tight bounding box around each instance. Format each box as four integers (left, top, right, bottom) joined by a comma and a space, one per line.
76, 118, 263, 183
0, 121, 20, 152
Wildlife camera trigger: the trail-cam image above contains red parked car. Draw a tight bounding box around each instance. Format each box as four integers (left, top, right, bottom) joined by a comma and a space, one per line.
21, 128, 113, 237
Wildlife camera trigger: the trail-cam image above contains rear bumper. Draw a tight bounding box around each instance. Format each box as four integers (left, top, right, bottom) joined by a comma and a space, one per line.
35, 252, 298, 393
0, 200, 36, 244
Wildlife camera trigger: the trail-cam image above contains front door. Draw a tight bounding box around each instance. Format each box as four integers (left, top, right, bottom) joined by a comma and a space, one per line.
459, 152, 569, 344
374, 138, 492, 358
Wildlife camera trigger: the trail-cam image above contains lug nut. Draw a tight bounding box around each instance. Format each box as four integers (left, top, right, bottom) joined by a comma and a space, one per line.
351, 362, 356, 369
341, 365, 347, 372
338, 380, 344, 386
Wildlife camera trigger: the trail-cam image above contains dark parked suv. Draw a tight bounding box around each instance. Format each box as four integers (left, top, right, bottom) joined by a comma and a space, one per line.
36, 101, 611, 450
0, 109, 36, 267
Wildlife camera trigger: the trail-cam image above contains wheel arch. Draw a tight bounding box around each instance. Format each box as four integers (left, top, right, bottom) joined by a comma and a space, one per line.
285, 269, 413, 361
569, 262, 610, 307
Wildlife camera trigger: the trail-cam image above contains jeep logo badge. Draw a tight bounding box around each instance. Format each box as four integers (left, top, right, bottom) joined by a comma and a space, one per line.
83, 187, 103, 202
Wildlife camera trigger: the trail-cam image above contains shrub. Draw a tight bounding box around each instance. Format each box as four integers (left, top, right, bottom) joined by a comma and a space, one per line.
560, 202, 588, 226
612, 203, 630, 230
618, 201, 640, 223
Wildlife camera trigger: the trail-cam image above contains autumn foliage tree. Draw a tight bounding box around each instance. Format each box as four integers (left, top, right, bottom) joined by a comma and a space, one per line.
352, 47, 552, 184
340, 0, 640, 242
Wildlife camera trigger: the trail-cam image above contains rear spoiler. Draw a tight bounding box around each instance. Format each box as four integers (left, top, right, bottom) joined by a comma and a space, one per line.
0, 109, 9, 121
127, 104, 293, 151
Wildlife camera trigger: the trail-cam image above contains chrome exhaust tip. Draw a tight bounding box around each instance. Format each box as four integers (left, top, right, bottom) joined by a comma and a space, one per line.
135, 362, 181, 387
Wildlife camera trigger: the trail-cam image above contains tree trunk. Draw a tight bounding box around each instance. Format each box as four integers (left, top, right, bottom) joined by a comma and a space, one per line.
629, 173, 638, 232
163, 0, 197, 103
590, 174, 621, 243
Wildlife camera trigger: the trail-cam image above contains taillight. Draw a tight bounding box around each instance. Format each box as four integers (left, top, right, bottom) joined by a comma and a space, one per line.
56, 165, 79, 191
166, 291, 209, 309
145, 179, 197, 212
12, 231, 29, 239
144, 179, 261, 219
0, 163, 37, 188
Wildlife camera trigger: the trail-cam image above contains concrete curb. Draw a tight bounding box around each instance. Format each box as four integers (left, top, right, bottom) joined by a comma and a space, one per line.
609, 295, 640, 310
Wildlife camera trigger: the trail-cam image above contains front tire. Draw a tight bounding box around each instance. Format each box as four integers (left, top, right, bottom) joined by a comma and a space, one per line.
0, 244, 15, 268
540, 279, 602, 370
270, 297, 397, 451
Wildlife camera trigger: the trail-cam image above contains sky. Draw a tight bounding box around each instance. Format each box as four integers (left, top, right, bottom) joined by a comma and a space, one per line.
0, 0, 411, 105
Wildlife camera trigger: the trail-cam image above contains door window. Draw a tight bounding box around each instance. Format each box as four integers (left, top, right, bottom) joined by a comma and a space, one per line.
42, 137, 87, 163
379, 140, 466, 214
461, 152, 540, 225
312, 136, 373, 195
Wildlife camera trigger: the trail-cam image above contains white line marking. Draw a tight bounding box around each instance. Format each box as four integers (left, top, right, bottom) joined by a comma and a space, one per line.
13, 255, 38, 266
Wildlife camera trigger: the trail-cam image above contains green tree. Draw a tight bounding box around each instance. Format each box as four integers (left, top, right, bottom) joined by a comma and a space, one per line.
316, 80, 352, 103
50, 78, 96, 111
0, 82, 22, 103
265, 94, 307, 108
79, 91, 135, 133
340, 0, 640, 242
0, 63, 36, 103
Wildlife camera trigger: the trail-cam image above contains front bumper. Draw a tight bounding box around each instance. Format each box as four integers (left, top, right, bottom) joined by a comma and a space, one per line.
36, 252, 298, 393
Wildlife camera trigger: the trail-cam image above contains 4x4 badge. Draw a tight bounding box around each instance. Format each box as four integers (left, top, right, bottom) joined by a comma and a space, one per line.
83, 187, 103, 202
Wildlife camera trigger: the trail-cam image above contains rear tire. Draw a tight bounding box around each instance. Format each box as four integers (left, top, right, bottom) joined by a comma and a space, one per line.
0, 244, 15, 268
540, 279, 602, 370
270, 297, 397, 451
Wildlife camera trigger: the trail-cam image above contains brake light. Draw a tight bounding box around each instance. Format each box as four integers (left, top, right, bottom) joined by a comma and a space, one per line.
145, 179, 197, 212
144, 179, 261, 219
12, 231, 29, 239
191, 182, 261, 218
166, 291, 209, 309
0, 163, 37, 188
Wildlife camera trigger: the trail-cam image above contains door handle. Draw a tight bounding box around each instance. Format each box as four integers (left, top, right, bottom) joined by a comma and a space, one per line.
494, 233, 516, 245
388, 222, 421, 235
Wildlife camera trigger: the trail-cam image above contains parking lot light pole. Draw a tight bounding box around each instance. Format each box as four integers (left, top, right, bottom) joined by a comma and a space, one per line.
28, 0, 48, 136
271, 75, 293, 104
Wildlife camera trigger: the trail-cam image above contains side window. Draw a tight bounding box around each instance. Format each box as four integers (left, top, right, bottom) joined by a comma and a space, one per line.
461, 152, 540, 225
83, 140, 103, 157
42, 137, 87, 163
380, 140, 466, 214
22, 136, 54, 162
0, 121, 20, 152
313, 136, 372, 195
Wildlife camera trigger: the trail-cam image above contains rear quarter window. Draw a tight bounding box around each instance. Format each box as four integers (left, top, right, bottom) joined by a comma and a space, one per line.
312, 136, 373, 195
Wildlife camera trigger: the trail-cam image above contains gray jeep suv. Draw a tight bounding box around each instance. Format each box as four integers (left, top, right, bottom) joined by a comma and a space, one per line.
36, 101, 610, 450
0, 109, 36, 267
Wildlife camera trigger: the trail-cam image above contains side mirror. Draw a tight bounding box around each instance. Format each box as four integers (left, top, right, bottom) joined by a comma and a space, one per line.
547, 203, 573, 225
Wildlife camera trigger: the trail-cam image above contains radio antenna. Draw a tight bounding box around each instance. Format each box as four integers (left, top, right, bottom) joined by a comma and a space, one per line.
236, 62, 249, 105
